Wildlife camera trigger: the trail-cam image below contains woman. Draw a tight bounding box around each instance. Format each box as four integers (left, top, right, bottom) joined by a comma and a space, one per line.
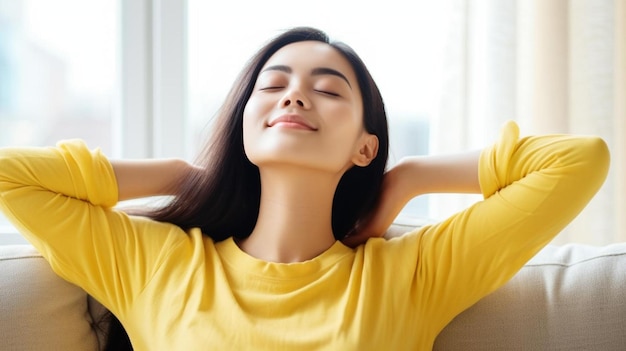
0, 27, 610, 350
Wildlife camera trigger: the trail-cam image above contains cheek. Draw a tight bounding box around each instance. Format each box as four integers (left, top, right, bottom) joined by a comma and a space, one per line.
327, 108, 364, 143
242, 95, 271, 129
242, 105, 258, 160
242, 95, 276, 165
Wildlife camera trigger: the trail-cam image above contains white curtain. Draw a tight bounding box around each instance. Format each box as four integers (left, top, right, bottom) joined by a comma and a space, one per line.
431, 0, 625, 245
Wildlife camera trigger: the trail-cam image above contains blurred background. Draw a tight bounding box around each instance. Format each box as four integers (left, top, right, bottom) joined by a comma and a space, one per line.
0, 0, 624, 245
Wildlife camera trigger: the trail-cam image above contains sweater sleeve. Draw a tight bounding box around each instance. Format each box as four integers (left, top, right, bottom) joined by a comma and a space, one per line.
368, 121, 610, 338
0, 140, 188, 315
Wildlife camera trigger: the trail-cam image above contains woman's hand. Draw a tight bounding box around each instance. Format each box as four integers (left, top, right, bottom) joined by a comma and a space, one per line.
342, 162, 413, 247
341, 151, 482, 248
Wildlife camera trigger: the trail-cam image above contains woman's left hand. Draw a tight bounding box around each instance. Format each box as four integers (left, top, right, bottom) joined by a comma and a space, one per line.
342, 163, 411, 247
341, 150, 483, 247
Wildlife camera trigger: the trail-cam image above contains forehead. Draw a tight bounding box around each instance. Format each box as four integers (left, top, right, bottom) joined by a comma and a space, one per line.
262, 41, 358, 82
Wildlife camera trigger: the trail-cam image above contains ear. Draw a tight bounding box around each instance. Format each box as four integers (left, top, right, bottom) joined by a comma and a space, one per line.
352, 133, 379, 167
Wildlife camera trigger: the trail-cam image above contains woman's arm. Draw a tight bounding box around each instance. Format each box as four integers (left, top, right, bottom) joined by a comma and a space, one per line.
361, 122, 609, 340
0, 141, 196, 314
398, 150, 481, 195
343, 150, 482, 247
111, 158, 194, 201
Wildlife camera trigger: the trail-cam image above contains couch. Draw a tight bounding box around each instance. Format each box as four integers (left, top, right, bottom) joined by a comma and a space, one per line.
1, 225, 625, 350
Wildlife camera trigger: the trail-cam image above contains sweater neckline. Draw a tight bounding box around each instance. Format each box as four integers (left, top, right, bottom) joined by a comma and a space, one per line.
215, 237, 354, 280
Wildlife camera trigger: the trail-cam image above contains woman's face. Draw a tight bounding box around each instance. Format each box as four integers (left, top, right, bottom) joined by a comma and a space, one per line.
243, 41, 377, 175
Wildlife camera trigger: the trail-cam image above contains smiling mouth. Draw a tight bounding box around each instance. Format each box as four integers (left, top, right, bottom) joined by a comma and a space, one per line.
268, 114, 318, 131
271, 121, 316, 130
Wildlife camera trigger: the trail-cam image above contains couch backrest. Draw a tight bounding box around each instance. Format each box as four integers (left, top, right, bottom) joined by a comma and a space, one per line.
434, 242, 626, 350
1, 234, 625, 350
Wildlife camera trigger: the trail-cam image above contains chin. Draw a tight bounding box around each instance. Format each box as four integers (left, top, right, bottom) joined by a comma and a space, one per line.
247, 149, 330, 169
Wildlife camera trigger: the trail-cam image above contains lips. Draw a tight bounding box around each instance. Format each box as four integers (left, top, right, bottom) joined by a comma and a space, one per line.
268, 114, 318, 131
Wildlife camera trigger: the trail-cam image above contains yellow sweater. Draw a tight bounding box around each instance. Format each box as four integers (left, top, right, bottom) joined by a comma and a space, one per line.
0, 122, 609, 350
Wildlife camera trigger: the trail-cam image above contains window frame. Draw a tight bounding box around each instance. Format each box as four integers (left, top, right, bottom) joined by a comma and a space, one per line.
116, 0, 188, 159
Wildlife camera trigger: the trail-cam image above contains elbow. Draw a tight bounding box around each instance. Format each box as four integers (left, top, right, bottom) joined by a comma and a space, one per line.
575, 136, 610, 190
587, 136, 610, 174
0, 149, 15, 184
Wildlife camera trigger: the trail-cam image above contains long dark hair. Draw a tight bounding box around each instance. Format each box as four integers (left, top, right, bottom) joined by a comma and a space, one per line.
103, 26, 389, 350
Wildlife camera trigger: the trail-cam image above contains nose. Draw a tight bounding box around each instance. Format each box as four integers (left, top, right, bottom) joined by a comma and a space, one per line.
280, 87, 310, 109
283, 98, 305, 107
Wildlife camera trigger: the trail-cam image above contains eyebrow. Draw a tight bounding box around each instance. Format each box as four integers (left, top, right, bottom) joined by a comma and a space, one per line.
261, 65, 352, 89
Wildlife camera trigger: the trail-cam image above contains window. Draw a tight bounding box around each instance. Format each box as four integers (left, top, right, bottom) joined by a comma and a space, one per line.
0, 0, 117, 151
0, 0, 118, 241
2, 1, 618, 245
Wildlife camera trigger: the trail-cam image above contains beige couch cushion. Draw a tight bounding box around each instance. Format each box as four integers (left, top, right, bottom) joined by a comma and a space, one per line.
0, 245, 103, 351
434, 242, 626, 350
1, 236, 625, 350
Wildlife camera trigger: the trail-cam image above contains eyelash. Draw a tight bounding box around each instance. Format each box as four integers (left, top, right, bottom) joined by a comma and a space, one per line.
259, 86, 283, 91
259, 86, 340, 97
314, 89, 340, 97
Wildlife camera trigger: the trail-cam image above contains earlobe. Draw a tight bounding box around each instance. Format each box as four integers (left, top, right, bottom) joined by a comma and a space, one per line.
353, 134, 379, 167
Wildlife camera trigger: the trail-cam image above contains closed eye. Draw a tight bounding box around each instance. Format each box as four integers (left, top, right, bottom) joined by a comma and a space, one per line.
259, 86, 284, 91
314, 89, 340, 97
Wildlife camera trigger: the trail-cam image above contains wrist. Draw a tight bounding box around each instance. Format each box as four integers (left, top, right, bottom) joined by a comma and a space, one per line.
393, 156, 426, 199
161, 158, 194, 195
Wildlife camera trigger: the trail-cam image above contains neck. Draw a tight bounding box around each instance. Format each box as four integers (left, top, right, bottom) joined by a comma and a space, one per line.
238, 166, 341, 263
